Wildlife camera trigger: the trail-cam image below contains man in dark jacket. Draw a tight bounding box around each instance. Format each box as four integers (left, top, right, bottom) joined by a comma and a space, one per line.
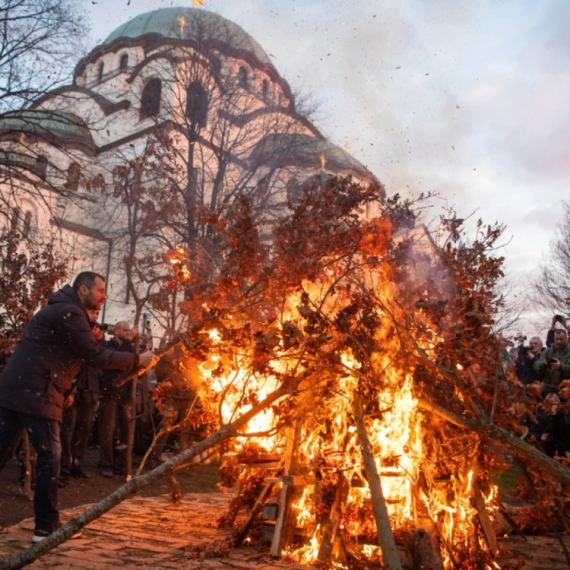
0, 272, 157, 542
59, 309, 104, 484
515, 336, 545, 385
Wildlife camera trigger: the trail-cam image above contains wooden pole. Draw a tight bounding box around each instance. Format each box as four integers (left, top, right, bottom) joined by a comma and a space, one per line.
23, 431, 33, 502
124, 328, 140, 481
352, 391, 402, 570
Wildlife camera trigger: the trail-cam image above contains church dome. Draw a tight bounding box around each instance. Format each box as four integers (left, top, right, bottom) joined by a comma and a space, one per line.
103, 7, 272, 65
0, 110, 95, 149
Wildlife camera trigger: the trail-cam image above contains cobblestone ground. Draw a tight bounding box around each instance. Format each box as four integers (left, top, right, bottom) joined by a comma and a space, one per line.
0, 493, 308, 569
1, 492, 566, 569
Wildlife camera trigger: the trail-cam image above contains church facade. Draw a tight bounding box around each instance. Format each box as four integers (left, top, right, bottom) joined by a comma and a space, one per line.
0, 7, 380, 335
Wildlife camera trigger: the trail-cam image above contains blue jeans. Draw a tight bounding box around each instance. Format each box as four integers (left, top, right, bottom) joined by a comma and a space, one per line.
0, 408, 61, 532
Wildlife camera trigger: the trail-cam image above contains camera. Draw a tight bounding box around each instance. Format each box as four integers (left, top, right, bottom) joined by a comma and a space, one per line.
514, 332, 526, 345
94, 322, 110, 332
555, 315, 564, 323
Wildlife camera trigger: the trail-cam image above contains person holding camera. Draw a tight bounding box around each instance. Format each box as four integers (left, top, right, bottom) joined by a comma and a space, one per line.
534, 329, 570, 395
515, 335, 544, 385
546, 315, 570, 347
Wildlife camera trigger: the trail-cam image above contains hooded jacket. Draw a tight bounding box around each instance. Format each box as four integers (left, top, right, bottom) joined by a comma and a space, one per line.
0, 285, 137, 421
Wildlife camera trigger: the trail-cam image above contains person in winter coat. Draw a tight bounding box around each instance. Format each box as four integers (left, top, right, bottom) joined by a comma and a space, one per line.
0, 272, 158, 542
534, 329, 570, 396
515, 336, 545, 385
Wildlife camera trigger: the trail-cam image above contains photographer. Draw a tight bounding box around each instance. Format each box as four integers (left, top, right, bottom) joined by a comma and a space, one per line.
546, 315, 570, 348
534, 329, 570, 395
515, 334, 544, 385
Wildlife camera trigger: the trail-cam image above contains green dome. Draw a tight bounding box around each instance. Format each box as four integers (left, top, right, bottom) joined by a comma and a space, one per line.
253, 134, 375, 178
103, 7, 272, 65
0, 110, 94, 147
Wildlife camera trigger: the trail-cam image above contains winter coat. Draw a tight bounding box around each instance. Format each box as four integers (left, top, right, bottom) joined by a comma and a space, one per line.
100, 337, 136, 399
534, 344, 570, 395
75, 339, 105, 393
0, 285, 136, 421
515, 346, 544, 385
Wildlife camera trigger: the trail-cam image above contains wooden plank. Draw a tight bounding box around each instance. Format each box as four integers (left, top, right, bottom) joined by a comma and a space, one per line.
473, 480, 499, 555
263, 497, 279, 521
282, 474, 316, 486
270, 422, 300, 558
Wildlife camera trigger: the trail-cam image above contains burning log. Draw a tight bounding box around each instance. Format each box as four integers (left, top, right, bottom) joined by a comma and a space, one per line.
316, 472, 349, 562
473, 479, 498, 555
352, 391, 402, 570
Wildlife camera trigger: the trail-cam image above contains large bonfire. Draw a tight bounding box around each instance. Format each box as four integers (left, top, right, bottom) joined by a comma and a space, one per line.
156, 176, 551, 569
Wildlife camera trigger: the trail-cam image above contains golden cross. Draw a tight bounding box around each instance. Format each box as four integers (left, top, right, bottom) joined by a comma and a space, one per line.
178, 16, 188, 34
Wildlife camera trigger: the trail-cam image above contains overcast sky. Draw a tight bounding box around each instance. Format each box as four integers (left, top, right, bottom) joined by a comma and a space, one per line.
85, 0, 570, 337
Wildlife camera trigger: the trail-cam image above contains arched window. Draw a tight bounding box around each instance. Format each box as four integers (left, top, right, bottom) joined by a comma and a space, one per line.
66, 162, 81, 191
262, 79, 269, 102
238, 66, 248, 88
22, 210, 32, 238
185, 82, 208, 127
10, 207, 20, 233
119, 54, 129, 72
97, 62, 104, 82
10, 203, 36, 238
140, 78, 161, 119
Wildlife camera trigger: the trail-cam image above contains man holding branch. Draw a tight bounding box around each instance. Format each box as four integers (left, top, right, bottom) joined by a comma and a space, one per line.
0, 272, 158, 542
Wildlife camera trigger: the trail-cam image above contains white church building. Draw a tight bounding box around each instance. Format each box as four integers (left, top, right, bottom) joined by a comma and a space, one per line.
0, 7, 380, 336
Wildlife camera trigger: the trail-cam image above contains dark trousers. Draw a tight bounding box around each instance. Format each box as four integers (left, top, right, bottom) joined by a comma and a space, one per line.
0, 408, 61, 532
60, 390, 98, 474
98, 394, 133, 469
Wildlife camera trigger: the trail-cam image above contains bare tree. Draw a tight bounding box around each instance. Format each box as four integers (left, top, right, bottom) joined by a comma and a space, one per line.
535, 201, 570, 313
102, 17, 322, 337
0, 0, 89, 112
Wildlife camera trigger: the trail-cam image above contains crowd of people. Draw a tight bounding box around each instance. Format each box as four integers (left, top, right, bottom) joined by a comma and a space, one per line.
512, 315, 570, 459
0, 272, 196, 543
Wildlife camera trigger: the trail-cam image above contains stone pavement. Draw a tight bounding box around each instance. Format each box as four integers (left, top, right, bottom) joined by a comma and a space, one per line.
0, 493, 309, 569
